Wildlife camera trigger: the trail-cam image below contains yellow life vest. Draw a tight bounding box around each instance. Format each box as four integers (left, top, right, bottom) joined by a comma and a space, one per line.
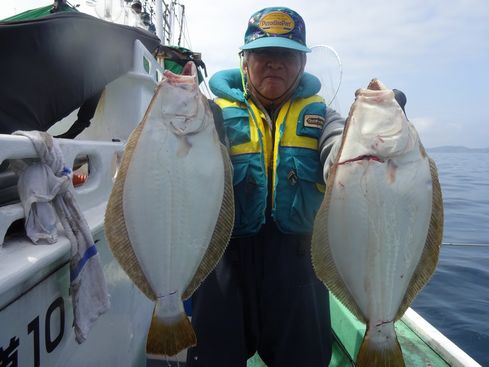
216, 95, 326, 236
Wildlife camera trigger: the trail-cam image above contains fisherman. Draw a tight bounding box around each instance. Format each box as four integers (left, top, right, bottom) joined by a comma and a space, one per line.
186, 7, 343, 366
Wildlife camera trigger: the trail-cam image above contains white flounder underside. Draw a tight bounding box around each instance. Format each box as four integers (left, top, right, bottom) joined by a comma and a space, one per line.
327, 143, 433, 322
122, 103, 224, 298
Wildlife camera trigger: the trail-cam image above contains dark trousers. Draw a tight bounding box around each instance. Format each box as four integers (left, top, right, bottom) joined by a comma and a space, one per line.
186, 222, 332, 367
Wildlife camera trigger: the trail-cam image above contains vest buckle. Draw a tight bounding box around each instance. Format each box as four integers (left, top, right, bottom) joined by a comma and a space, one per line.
287, 170, 298, 185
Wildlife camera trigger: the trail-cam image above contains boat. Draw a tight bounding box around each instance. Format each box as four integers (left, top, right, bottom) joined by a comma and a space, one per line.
0, 2, 482, 366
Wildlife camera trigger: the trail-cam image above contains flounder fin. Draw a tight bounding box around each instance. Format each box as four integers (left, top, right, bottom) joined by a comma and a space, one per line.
104, 84, 166, 301
396, 156, 443, 318
182, 143, 235, 299
146, 307, 196, 357
356, 326, 405, 367
311, 163, 366, 323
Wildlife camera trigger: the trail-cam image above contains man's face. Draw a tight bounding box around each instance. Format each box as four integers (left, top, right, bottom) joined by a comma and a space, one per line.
244, 48, 304, 105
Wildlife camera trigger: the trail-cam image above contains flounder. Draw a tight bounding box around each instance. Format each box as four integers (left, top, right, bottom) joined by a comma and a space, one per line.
105, 62, 234, 356
312, 79, 443, 366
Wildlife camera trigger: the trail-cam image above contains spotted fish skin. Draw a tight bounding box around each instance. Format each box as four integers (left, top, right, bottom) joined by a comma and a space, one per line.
105, 62, 234, 357
312, 79, 443, 367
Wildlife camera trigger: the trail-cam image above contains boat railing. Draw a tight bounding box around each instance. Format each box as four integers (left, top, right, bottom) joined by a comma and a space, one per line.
402, 308, 482, 367
329, 293, 482, 366
0, 135, 123, 246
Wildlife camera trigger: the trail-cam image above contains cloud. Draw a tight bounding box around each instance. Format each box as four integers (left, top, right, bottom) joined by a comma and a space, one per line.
183, 0, 488, 149
305, 1, 489, 76
411, 116, 437, 133
410, 115, 480, 149
187, 0, 489, 73
185, 0, 489, 89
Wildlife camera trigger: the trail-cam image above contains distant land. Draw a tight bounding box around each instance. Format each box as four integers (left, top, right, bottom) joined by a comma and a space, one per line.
427, 146, 489, 153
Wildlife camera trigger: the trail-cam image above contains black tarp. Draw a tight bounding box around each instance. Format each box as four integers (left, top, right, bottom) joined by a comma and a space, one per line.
0, 12, 160, 134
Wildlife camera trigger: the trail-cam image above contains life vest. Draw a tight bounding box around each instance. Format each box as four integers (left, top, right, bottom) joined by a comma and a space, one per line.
210, 69, 326, 236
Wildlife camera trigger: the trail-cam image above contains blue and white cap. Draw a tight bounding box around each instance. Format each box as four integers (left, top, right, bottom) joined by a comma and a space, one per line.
240, 7, 311, 53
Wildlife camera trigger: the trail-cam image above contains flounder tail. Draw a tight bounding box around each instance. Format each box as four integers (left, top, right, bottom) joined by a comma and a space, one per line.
356, 323, 405, 367
146, 298, 196, 357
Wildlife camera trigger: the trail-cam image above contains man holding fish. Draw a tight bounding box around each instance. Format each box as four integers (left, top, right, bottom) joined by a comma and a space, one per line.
187, 7, 344, 367
104, 3, 441, 365
184, 4, 435, 366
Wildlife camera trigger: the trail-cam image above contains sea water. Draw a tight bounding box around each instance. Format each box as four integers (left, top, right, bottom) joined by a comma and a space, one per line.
412, 150, 489, 366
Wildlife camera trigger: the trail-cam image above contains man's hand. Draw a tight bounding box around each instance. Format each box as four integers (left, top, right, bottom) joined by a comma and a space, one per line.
393, 89, 407, 115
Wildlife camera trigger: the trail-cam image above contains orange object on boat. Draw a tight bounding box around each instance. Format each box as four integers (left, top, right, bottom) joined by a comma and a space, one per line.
72, 173, 88, 186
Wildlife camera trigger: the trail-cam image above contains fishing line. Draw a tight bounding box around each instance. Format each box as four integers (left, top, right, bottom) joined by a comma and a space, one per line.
442, 242, 489, 248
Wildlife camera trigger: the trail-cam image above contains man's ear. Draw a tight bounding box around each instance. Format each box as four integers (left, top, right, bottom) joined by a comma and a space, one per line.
242, 60, 248, 73
240, 51, 248, 73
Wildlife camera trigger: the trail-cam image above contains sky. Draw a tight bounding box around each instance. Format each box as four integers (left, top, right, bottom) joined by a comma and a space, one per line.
2, 0, 489, 148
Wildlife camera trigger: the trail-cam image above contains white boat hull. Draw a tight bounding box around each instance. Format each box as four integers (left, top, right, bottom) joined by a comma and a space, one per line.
0, 231, 153, 367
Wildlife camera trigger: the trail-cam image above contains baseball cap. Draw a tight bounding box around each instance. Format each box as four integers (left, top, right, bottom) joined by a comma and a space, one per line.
240, 7, 311, 53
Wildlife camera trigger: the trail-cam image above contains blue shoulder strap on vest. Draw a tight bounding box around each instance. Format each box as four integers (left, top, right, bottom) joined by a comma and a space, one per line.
295, 72, 321, 98
209, 69, 246, 103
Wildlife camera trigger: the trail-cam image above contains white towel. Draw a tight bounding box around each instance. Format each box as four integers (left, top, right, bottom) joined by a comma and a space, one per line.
9, 160, 65, 244
12, 130, 110, 343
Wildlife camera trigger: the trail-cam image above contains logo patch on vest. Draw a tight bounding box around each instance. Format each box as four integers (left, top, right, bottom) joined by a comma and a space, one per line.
304, 115, 325, 129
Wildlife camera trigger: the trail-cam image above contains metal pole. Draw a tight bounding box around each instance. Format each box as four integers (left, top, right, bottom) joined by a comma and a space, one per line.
177, 4, 185, 46
168, 1, 175, 45
155, 0, 164, 44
